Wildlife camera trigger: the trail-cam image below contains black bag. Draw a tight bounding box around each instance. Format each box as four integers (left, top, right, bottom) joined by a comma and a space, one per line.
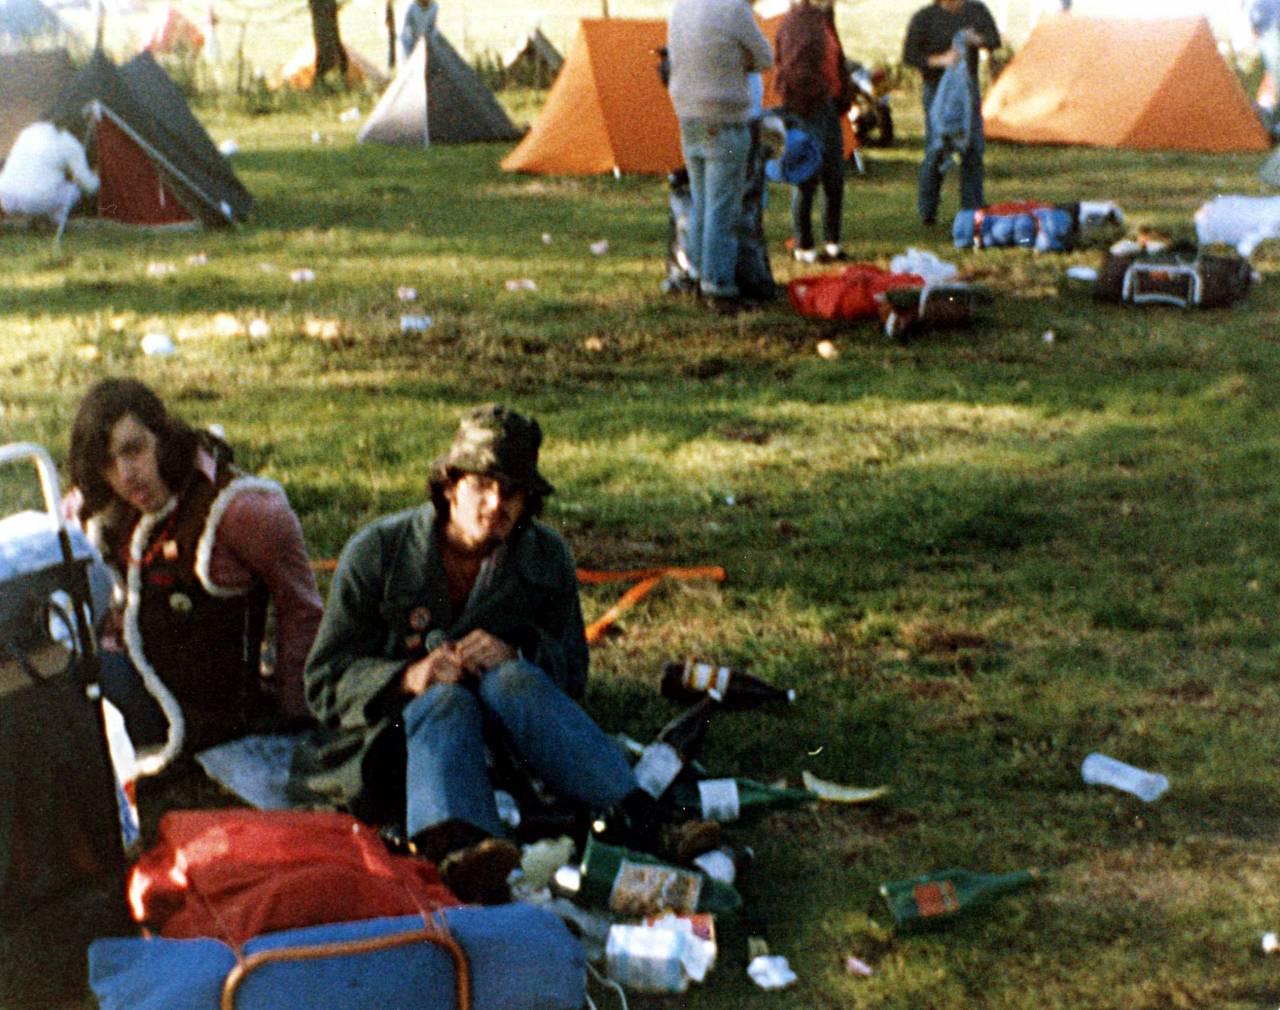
0, 444, 129, 1004
1095, 243, 1252, 308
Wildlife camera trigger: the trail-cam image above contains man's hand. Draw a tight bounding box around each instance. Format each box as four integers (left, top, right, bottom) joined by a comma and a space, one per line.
454, 629, 517, 676
929, 48, 961, 68
402, 642, 466, 696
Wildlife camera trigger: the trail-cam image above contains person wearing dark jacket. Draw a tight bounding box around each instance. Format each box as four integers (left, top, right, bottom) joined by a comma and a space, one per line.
902, 0, 1000, 225
289, 405, 655, 904
775, 0, 857, 263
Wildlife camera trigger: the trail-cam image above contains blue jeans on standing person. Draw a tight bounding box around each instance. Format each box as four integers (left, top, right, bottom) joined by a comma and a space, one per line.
918, 79, 986, 225
678, 118, 752, 299
402, 658, 637, 840
790, 98, 846, 251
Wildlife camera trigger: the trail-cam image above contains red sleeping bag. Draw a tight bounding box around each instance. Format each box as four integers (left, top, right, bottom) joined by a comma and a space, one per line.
788, 264, 926, 321
128, 809, 459, 944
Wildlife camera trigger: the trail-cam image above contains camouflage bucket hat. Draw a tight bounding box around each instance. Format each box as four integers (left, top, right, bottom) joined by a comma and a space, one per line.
434, 404, 555, 496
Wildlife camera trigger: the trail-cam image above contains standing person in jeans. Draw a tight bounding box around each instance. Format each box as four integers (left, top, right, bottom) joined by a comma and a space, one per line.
775, 0, 857, 264
903, 0, 1000, 226
667, 0, 774, 314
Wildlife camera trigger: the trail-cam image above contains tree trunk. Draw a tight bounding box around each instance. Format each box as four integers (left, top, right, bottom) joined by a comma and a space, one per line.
308, 0, 349, 87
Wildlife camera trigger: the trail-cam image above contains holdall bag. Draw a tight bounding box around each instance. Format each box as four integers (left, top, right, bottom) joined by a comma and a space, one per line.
1095, 243, 1252, 308
788, 264, 926, 321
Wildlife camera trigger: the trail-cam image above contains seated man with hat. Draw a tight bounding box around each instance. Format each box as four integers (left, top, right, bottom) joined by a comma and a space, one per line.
290, 404, 655, 903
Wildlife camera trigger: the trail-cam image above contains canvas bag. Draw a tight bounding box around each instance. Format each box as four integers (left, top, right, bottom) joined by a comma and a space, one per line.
788, 264, 926, 321
1095, 244, 1252, 308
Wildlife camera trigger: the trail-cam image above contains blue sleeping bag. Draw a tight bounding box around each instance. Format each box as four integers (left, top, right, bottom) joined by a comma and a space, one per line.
89, 904, 586, 1010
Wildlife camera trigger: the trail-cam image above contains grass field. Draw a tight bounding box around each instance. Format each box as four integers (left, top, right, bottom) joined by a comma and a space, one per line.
3, 55, 1280, 1010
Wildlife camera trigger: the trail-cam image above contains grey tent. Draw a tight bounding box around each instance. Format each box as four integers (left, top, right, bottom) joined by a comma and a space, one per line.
502, 26, 562, 86
358, 31, 519, 146
47, 48, 251, 226
0, 47, 74, 159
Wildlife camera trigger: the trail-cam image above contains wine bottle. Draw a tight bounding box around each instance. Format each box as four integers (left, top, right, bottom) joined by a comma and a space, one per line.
664, 776, 814, 823
660, 659, 796, 709
631, 696, 718, 800
554, 835, 743, 921
878, 867, 1039, 929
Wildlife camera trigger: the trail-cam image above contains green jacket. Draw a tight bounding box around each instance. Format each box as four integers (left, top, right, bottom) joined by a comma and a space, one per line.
288, 504, 588, 817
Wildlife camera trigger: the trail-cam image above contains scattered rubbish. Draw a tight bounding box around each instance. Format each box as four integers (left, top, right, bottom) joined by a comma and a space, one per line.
110, 315, 128, 332
217, 139, 239, 156
75, 344, 101, 362
668, 776, 812, 824
258, 263, 277, 273
612, 167, 622, 180
145, 261, 176, 278
542, 232, 553, 245
747, 936, 770, 960
310, 131, 323, 144
338, 106, 361, 122
140, 332, 175, 357
590, 239, 610, 255
801, 770, 888, 804
290, 268, 316, 283
878, 867, 1039, 929
606, 915, 715, 993
505, 278, 538, 292
1042, 330, 1055, 343
890, 247, 958, 285
816, 339, 839, 360
1066, 265, 1098, 282
303, 318, 341, 341
213, 313, 243, 338
248, 319, 271, 340
691, 846, 737, 885
187, 252, 208, 266
747, 954, 796, 990
400, 314, 434, 333
663, 659, 795, 709
208, 423, 226, 440
519, 836, 575, 892
1263, 932, 1278, 954
397, 286, 418, 302
845, 955, 874, 977
630, 697, 716, 800
1081, 752, 1168, 802
582, 336, 604, 352
724, 494, 735, 506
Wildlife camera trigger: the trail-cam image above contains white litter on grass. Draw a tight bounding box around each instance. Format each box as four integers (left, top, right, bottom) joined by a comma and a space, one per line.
401, 314, 434, 332
146, 261, 176, 278
338, 107, 361, 122
505, 278, 538, 291
890, 247, 958, 286
590, 239, 609, 255
747, 955, 796, 990
218, 139, 239, 156
1262, 932, 1278, 954
541, 232, 552, 245
248, 319, 271, 339
310, 131, 323, 144
846, 955, 874, 977
140, 332, 175, 356
397, 286, 418, 302
1042, 330, 1055, 343
816, 339, 839, 360
290, 268, 316, 283
187, 252, 208, 267
1066, 265, 1098, 282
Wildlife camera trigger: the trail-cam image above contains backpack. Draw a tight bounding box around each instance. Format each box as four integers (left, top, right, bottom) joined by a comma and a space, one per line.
788, 264, 926, 321
1095, 243, 1252, 308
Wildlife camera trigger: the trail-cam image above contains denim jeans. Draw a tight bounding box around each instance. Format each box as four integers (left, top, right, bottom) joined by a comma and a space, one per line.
678, 118, 752, 298
918, 79, 986, 224
403, 658, 637, 840
790, 99, 846, 250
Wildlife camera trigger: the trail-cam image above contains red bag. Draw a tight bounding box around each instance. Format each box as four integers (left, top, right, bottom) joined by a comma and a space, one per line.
128, 809, 459, 944
788, 265, 926, 321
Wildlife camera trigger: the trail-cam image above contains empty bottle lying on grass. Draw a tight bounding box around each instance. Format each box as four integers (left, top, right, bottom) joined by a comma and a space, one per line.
879, 867, 1040, 930
660, 658, 796, 708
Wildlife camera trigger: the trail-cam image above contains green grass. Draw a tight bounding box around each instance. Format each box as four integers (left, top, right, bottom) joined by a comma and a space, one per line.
4, 86, 1280, 1009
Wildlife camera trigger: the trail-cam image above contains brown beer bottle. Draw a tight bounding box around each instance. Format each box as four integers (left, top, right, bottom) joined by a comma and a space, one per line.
660, 659, 796, 710
631, 696, 718, 800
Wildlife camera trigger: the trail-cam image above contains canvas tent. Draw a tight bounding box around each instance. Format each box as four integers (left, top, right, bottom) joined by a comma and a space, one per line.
0, 47, 75, 160
277, 40, 387, 91
501, 18, 679, 176
357, 31, 519, 146
503, 25, 562, 83
140, 5, 204, 54
982, 14, 1269, 153
48, 49, 252, 226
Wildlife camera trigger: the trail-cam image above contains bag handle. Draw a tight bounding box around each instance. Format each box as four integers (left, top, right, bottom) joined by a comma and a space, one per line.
1122, 262, 1201, 308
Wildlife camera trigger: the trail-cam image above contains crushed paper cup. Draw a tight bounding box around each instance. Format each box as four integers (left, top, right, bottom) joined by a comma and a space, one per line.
401, 314, 434, 332
248, 319, 271, 340
140, 332, 175, 356
590, 239, 609, 255
846, 955, 874, 977
1262, 932, 1278, 954
290, 268, 316, 283
541, 232, 552, 245
217, 139, 239, 156
582, 336, 604, 352
505, 278, 538, 292
1042, 330, 1056, 343
1065, 265, 1098, 283
310, 131, 323, 144
747, 954, 796, 990
816, 339, 839, 360
397, 286, 418, 302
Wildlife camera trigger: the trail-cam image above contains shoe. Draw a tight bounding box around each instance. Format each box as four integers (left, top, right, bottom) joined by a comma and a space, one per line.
707, 295, 745, 317
820, 243, 849, 262
792, 247, 818, 264
439, 837, 522, 905
921, 216, 937, 228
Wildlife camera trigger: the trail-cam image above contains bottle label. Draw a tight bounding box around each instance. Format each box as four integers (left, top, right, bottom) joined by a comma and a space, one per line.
913, 880, 961, 918
685, 662, 730, 698
609, 860, 703, 917
633, 743, 683, 798
697, 778, 741, 822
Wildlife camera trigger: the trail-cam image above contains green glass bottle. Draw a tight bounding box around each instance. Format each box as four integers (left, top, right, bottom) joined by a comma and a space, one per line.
878, 867, 1039, 929
664, 776, 814, 823
555, 836, 743, 921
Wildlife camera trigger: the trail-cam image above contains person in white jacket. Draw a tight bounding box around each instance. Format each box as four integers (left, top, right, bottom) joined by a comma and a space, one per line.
0, 121, 99, 242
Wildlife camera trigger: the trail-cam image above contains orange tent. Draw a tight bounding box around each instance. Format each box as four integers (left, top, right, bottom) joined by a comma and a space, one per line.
982, 14, 1268, 154
277, 41, 388, 91
501, 15, 852, 176
140, 5, 204, 54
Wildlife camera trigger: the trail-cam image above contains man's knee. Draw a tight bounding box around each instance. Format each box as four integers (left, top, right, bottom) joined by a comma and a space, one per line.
479, 658, 551, 708
403, 681, 481, 735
